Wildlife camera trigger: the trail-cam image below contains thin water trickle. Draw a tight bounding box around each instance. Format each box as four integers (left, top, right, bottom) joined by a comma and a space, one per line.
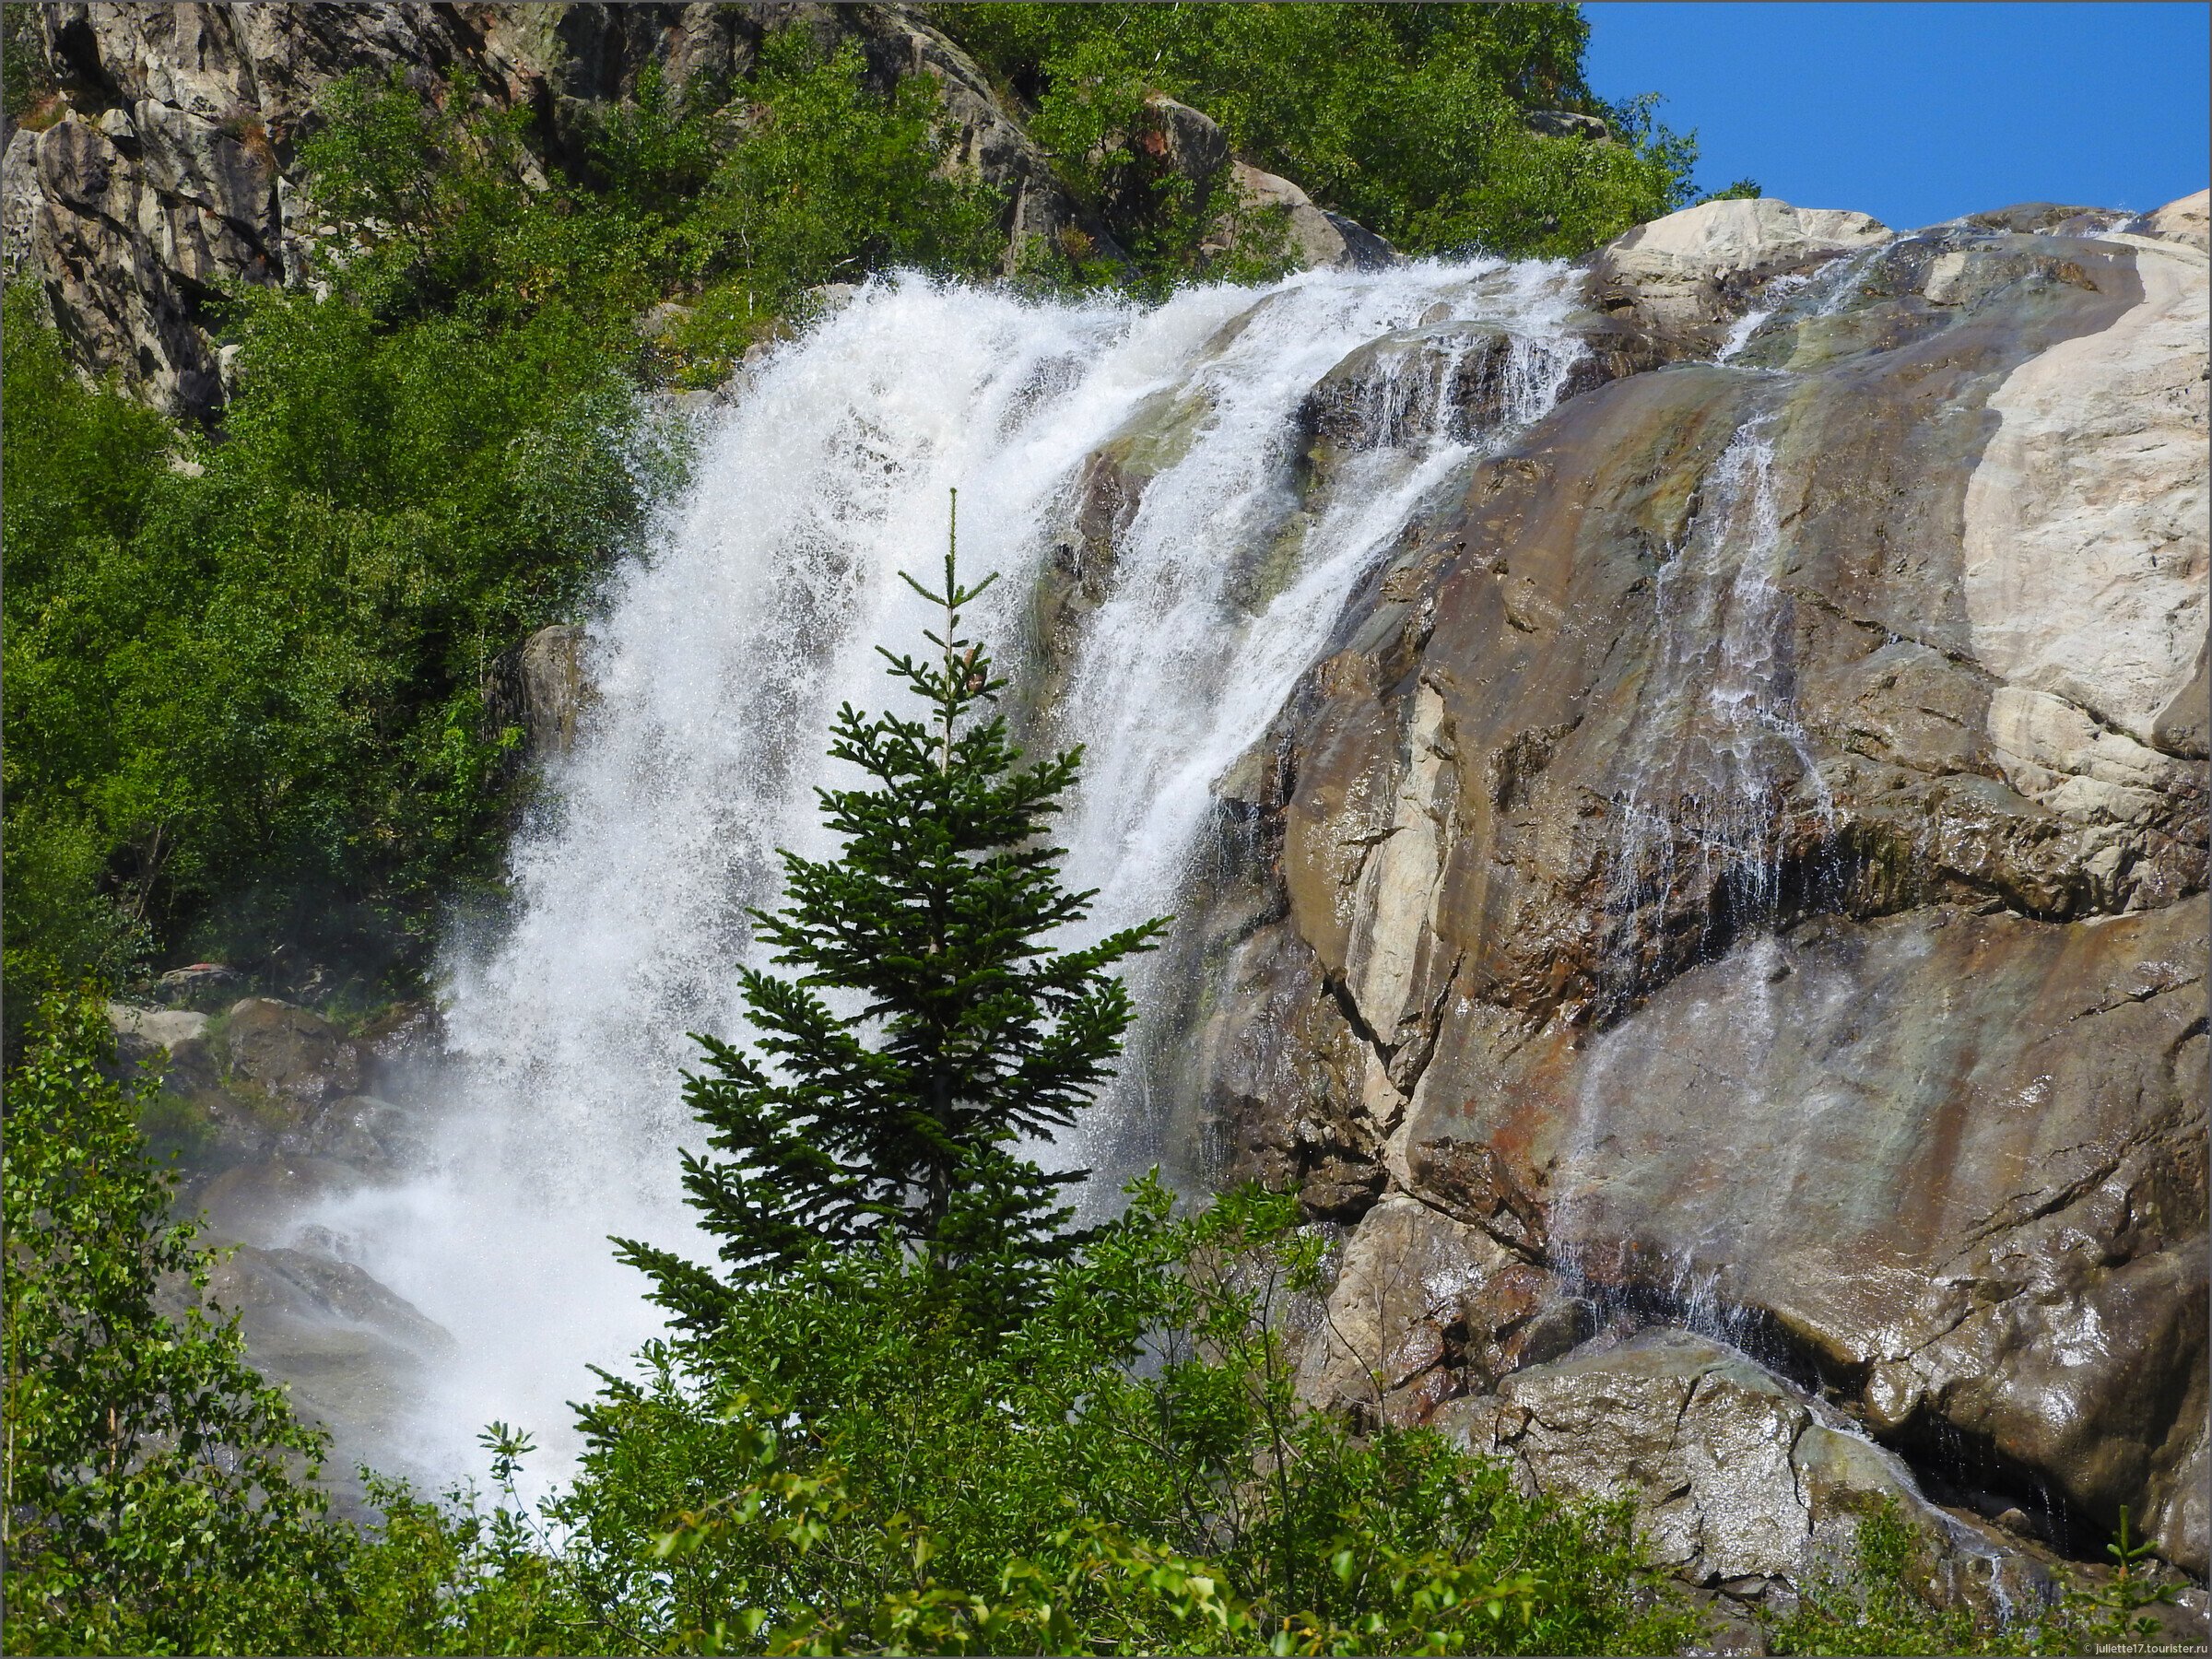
1714, 271, 1818, 363
1590, 412, 1831, 1018
1554, 406, 1837, 1293
305, 259, 1594, 1492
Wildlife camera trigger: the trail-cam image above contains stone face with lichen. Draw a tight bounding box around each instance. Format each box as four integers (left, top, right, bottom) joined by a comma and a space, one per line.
1162, 195, 2209, 1576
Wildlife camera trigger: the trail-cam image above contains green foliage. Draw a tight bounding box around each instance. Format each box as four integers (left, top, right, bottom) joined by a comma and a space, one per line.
0, 302, 172, 1033
1, 993, 340, 1653
0, 276, 673, 1003
2, 2, 56, 123
943, 2, 1698, 265
557, 1181, 1702, 1655
1759, 1496, 2185, 1657
616, 517, 1166, 1335
677, 33, 1006, 311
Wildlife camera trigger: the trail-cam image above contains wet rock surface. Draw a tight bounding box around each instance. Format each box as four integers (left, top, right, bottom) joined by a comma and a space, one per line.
107, 989, 450, 1504
1166, 194, 2209, 1582
1433, 1328, 2055, 1615
174, 1241, 453, 1518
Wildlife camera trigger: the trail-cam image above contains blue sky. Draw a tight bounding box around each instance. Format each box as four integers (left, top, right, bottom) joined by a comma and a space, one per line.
1583, 3, 2210, 230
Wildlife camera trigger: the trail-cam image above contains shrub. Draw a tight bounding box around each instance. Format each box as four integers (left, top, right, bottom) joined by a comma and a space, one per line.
1, 994, 340, 1653
559, 1182, 1704, 1655
943, 3, 1698, 265
676, 32, 1006, 308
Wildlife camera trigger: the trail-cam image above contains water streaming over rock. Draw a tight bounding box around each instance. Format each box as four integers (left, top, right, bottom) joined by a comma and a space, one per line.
1590, 412, 1833, 1020
1557, 406, 1840, 1305
308, 258, 1593, 1488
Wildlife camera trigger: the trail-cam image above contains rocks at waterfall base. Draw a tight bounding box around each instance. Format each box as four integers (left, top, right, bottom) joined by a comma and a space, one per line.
1148, 191, 2211, 1583
108, 992, 450, 1509
1433, 1329, 2054, 1614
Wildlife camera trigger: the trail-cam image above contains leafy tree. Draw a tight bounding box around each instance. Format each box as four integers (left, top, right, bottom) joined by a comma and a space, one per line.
0, 299, 177, 1045
616, 500, 1167, 1335
942, 2, 1699, 265
558, 1182, 1708, 1656
0, 993, 340, 1652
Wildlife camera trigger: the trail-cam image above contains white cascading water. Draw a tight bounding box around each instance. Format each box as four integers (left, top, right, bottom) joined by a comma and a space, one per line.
309, 257, 1589, 1492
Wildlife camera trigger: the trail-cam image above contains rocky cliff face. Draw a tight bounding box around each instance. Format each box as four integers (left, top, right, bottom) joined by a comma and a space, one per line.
18, 0, 2206, 1606
1167, 193, 2209, 1581
1, 1, 1124, 418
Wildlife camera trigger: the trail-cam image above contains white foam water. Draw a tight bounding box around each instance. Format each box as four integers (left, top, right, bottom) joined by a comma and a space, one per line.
309, 257, 1592, 1494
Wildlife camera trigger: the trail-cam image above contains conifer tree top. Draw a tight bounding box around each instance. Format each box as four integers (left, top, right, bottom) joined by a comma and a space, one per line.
618, 491, 1167, 1335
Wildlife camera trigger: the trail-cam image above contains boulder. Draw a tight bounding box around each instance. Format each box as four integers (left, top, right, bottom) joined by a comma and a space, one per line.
1223, 161, 1395, 272
196, 1153, 363, 1244
192, 1241, 453, 1518
1585, 196, 1892, 347
203, 1241, 452, 1357
152, 961, 248, 1008
519, 623, 592, 760
220, 997, 360, 1103
1432, 1329, 2053, 1614
300, 1093, 428, 1177
1297, 1194, 1513, 1412
634, 299, 694, 341
1594, 196, 1893, 288
112, 999, 393, 1178
1137, 94, 1230, 182
106, 1001, 211, 1052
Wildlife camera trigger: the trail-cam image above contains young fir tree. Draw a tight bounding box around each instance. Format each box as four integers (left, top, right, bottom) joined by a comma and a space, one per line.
616, 494, 1166, 1333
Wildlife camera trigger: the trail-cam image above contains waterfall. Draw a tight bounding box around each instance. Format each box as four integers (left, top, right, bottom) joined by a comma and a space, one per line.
306, 258, 1591, 1491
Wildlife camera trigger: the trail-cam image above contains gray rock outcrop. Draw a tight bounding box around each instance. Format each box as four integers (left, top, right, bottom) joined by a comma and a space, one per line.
6, 2, 508, 416
1224, 160, 1396, 272
519, 622, 591, 760
1433, 1329, 2053, 1615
